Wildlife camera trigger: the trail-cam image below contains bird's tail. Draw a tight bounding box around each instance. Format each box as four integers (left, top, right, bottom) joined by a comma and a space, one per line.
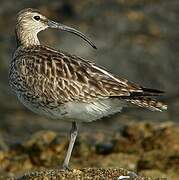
125, 97, 167, 112
130, 87, 164, 97
122, 87, 167, 111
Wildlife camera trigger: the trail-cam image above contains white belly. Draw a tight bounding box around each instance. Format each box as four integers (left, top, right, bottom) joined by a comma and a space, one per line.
17, 94, 124, 122
63, 98, 123, 122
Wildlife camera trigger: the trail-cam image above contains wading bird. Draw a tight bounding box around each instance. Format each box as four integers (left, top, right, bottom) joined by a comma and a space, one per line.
9, 8, 167, 169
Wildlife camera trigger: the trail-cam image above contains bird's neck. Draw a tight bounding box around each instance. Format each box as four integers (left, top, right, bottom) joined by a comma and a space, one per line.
15, 27, 40, 47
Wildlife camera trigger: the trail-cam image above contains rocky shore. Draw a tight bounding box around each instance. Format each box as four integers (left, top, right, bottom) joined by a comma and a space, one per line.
13, 168, 166, 180
0, 122, 178, 179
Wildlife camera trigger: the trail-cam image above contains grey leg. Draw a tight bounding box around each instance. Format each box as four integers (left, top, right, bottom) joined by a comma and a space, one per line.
63, 122, 78, 169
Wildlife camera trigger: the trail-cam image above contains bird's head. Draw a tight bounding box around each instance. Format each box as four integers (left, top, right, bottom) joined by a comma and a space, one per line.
16, 9, 48, 34
15, 8, 96, 48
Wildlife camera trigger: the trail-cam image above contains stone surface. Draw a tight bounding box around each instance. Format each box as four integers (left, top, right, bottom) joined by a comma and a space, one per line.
2, 168, 167, 180
0, 122, 178, 179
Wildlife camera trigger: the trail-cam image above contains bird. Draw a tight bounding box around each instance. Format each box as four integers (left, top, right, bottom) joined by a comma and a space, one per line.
9, 8, 167, 169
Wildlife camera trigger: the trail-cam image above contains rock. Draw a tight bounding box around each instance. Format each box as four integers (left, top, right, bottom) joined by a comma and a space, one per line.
95, 142, 114, 155
0, 122, 178, 179
9, 168, 166, 180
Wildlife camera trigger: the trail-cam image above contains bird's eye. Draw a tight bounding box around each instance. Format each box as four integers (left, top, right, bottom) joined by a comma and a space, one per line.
33, 16, 40, 21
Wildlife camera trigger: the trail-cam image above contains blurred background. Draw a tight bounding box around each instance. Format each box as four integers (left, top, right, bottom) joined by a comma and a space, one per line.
0, 0, 178, 140
0, 0, 179, 178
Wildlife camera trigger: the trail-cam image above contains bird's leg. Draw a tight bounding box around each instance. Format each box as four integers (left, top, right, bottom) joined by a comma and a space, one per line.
62, 122, 78, 170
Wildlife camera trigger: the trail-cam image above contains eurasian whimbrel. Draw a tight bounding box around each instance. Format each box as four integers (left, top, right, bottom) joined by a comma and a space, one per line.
9, 8, 167, 169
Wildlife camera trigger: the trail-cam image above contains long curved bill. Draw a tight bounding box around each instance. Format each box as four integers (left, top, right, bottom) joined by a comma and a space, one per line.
47, 20, 97, 49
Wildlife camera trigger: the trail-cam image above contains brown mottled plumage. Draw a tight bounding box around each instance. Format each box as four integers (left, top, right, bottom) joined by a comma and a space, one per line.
9, 8, 167, 169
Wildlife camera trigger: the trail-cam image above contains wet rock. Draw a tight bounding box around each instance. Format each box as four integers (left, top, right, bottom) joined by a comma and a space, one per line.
23, 131, 57, 150
141, 123, 179, 152
74, 135, 93, 158
114, 123, 153, 153
95, 142, 114, 155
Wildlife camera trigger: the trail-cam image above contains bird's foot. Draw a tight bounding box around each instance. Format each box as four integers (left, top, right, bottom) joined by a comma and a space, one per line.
61, 164, 71, 171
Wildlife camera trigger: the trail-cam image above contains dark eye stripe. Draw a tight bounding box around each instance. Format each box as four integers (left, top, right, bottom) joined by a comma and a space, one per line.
33, 16, 40, 21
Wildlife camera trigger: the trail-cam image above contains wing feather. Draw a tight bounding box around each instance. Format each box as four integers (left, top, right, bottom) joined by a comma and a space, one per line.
13, 45, 164, 107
